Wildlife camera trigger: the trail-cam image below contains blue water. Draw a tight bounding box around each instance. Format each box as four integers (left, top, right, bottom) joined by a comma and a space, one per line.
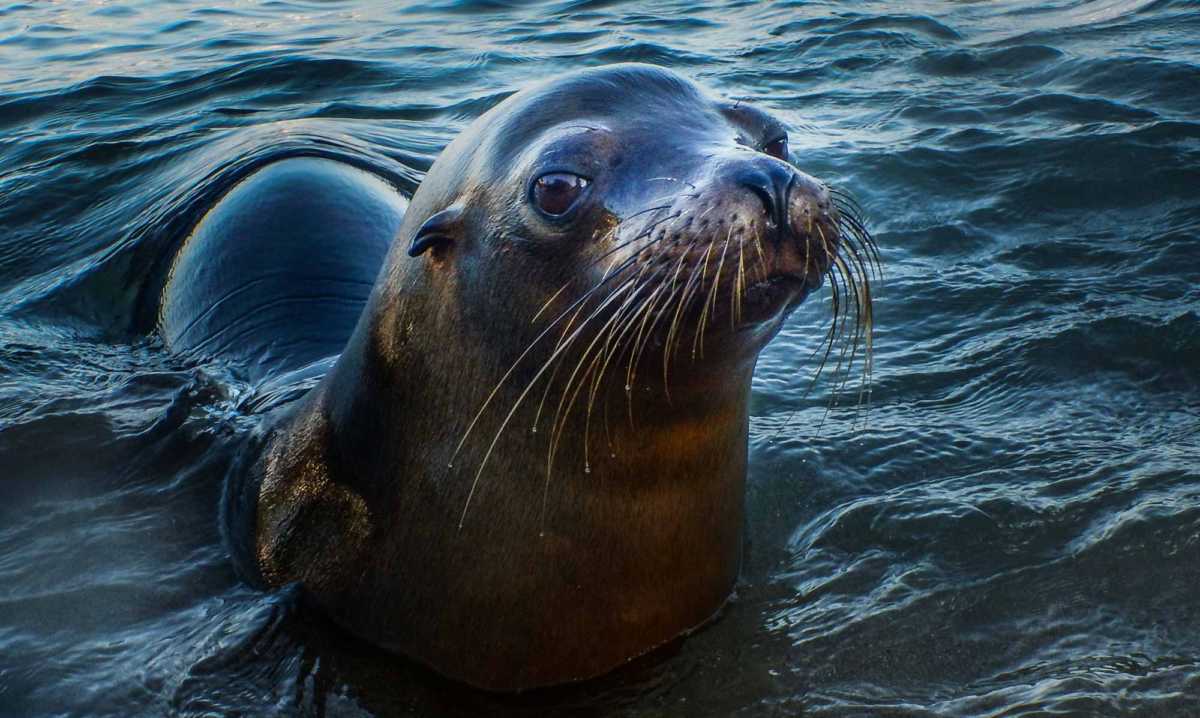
2, 1, 1198, 715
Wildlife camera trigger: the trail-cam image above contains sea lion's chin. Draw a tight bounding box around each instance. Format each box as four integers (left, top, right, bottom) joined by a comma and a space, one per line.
739, 271, 820, 326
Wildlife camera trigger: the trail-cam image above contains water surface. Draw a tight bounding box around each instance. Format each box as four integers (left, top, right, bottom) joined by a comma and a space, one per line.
1, 1, 1198, 715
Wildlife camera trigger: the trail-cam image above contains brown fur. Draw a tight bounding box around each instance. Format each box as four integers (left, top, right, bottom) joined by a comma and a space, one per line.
239, 64, 875, 690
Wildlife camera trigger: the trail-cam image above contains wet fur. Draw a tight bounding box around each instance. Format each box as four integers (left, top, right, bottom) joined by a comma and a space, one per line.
191, 64, 878, 691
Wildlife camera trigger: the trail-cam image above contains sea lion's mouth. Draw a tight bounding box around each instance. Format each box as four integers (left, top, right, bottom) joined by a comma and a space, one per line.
729, 223, 834, 325
739, 271, 822, 325
744, 273, 808, 302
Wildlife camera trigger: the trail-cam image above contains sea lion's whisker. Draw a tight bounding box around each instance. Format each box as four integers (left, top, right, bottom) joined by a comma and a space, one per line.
539, 279, 655, 530
830, 254, 863, 391
803, 218, 813, 283
604, 244, 681, 413
451, 252, 644, 466
751, 225, 769, 282
758, 316, 842, 444
836, 236, 872, 367
535, 288, 599, 431
667, 245, 710, 366
531, 283, 570, 325
644, 284, 687, 404
729, 230, 739, 328
533, 344, 568, 432
780, 193, 882, 433
546, 277, 657, 481
691, 240, 718, 360
460, 273, 646, 528
660, 244, 701, 393
587, 248, 680, 436
571, 273, 661, 476
619, 242, 686, 379
697, 226, 733, 354
836, 208, 877, 262
829, 187, 868, 228
583, 299, 645, 446
825, 262, 853, 385
661, 257, 701, 381
545, 235, 679, 477
850, 270, 875, 425
529, 206, 681, 326
764, 193, 874, 439
461, 205, 685, 456
693, 201, 720, 226
827, 211, 880, 399
581, 264, 671, 457
815, 223, 853, 370
621, 272, 682, 411
810, 273, 845, 433
579, 335, 611, 477
616, 273, 676, 427
622, 262, 675, 396
626, 268, 686, 404
842, 270, 873, 427
824, 252, 871, 419
834, 210, 880, 285
829, 186, 865, 218
832, 198, 881, 275
833, 206, 875, 268
647, 227, 727, 398
822, 259, 846, 369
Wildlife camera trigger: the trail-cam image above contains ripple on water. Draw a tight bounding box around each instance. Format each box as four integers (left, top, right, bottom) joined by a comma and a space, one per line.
1, 0, 1199, 715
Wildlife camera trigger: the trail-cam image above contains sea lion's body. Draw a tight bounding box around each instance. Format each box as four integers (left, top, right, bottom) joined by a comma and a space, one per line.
161, 157, 406, 379
160, 64, 874, 691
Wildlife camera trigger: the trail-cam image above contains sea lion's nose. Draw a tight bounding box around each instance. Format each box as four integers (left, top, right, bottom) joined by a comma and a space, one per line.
732, 159, 795, 239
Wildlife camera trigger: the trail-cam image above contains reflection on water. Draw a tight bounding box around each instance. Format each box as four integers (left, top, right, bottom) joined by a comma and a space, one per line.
1, 0, 1198, 715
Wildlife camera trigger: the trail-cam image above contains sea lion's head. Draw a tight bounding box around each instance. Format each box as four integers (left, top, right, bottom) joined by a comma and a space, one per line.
361, 62, 876, 470
390, 64, 873, 392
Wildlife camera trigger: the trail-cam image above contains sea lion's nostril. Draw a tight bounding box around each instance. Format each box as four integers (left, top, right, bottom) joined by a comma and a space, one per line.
744, 182, 772, 222
732, 161, 794, 240
747, 183, 776, 220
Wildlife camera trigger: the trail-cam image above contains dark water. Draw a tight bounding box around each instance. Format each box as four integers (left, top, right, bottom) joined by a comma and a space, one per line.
2, 0, 1198, 715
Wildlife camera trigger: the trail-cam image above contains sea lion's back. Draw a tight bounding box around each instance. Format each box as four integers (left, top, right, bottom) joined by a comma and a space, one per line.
159, 156, 407, 379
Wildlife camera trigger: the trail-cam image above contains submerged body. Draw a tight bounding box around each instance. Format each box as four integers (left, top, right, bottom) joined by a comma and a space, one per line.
160, 64, 874, 691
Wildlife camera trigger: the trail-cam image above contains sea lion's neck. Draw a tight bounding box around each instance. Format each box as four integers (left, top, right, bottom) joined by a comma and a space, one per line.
320, 288, 757, 497
250, 292, 756, 688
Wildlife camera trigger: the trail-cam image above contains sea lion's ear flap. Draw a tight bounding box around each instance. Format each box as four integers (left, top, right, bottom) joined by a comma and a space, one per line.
408, 204, 464, 258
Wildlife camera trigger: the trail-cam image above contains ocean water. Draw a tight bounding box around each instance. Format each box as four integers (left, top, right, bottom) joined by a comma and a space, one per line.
1, 0, 1198, 715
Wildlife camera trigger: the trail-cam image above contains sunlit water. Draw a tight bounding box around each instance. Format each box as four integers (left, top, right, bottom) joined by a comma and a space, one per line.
1, 1, 1198, 715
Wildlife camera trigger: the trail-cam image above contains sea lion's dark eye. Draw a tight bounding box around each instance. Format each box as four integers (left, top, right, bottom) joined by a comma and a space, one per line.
764, 135, 789, 160
532, 172, 589, 217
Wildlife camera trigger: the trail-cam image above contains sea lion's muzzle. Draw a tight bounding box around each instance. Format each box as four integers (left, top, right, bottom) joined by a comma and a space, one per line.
727, 155, 839, 297
618, 152, 841, 330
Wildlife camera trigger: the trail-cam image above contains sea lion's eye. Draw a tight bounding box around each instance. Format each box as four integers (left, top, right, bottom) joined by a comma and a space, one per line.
532, 172, 589, 217
763, 135, 789, 161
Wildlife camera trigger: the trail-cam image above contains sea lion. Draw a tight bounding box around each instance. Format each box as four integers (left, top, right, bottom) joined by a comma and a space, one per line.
159, 63, 877, 691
